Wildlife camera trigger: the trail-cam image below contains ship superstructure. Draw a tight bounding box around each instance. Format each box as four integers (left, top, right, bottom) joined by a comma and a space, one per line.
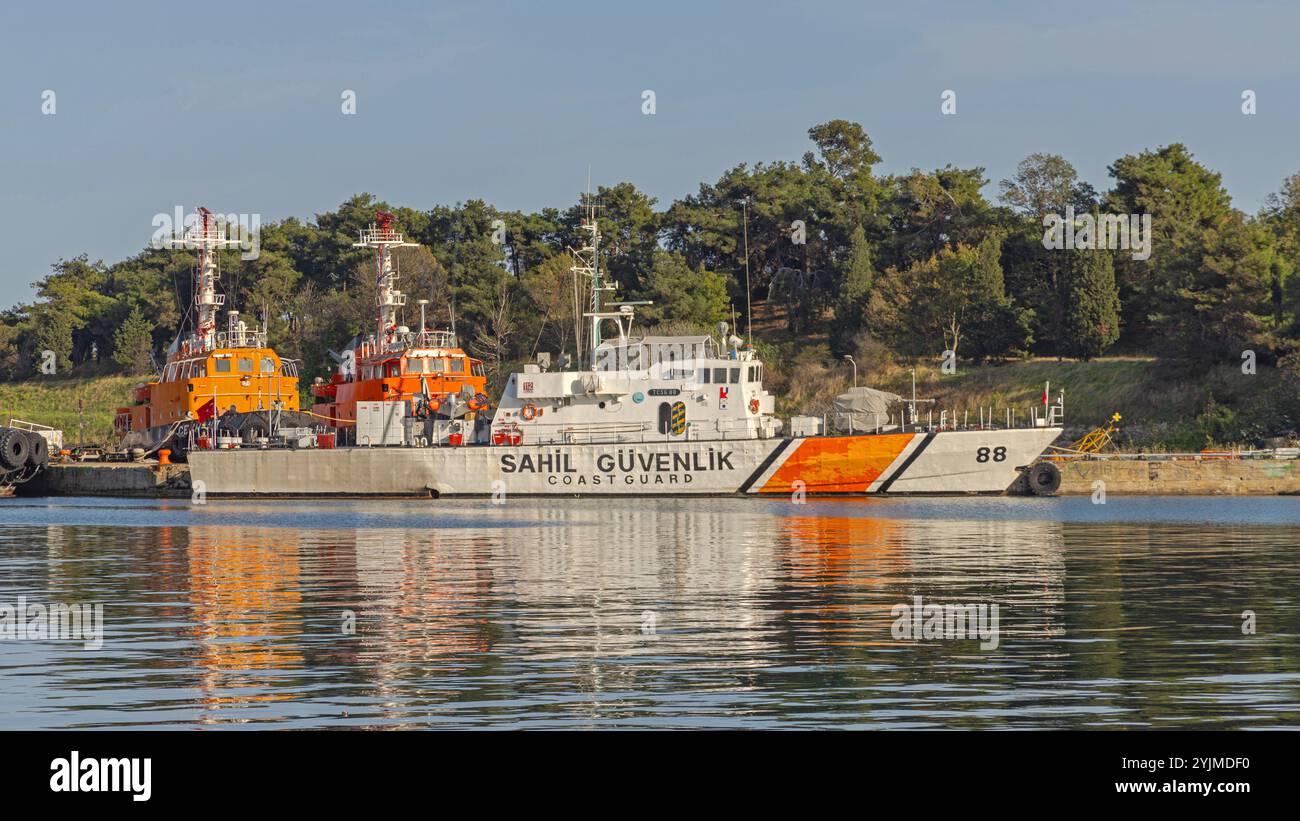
491, 211, 778, 446
116, 207, 302, 451
310, 212, 488, 443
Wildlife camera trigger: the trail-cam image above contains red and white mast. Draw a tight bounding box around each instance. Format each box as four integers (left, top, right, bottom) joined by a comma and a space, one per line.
355, 212, 418, 353
183, 207, 240, 352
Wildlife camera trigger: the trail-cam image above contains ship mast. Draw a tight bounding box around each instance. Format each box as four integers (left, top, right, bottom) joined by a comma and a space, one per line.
573, 200, 614, 368
184, 207, 241, 352
355, 212, 418, 353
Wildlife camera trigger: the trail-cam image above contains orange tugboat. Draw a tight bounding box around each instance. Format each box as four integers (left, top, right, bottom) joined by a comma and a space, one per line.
115, 207, 306, 452
310, 212, 489, 444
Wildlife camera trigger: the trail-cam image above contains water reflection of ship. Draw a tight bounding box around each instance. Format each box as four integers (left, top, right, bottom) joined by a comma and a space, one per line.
185, 523, 497, 724
350, 525, 495, 661
896, 517, 1068, 642
500, 504, 787, 659
169, 506, 1066, 726
185, 527, 306, 721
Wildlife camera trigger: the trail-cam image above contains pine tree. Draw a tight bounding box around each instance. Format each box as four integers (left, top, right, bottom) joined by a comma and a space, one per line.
972, 230, 1005, 294
636, 250, 729, 328
112, 306, 155, 375
1062, 249, 1121, 360
964, 230, 1033, 362
31, 306, 74, 374
830, 224, 874, 356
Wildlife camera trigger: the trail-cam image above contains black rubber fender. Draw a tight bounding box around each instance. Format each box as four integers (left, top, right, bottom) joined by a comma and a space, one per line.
23, 431, 48, 467
1028, 461, 1062, 496
0, 428, 30, 471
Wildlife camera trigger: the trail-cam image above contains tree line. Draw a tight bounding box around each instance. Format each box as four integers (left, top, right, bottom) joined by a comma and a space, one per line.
2, 120, 1298, 396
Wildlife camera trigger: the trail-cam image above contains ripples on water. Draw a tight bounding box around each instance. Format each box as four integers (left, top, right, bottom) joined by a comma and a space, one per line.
0, 495, 1298, 729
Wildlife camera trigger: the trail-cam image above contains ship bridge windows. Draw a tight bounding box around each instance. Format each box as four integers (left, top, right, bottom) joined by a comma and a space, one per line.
449, 358, 465, 374
214, 359, 231, 373
385, 361, 400, 378
260, 356, 276, 373
730, 367, 740, 384
237, 357, 253, 372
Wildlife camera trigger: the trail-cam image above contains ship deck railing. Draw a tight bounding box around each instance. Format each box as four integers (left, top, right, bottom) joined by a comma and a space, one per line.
825, 402, 1066, 435
215, 329, 268, 348
357, 330, 460, 359
487, 417, 773, 445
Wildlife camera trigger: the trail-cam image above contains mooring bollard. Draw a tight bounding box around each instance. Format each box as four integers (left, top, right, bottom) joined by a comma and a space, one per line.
158, 449, 171, 466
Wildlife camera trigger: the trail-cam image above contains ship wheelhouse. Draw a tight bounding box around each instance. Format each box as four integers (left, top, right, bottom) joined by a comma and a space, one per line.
490, 334, 780, 446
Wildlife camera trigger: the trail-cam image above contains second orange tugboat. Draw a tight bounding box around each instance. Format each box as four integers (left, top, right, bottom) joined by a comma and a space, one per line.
310, 212, 489, 444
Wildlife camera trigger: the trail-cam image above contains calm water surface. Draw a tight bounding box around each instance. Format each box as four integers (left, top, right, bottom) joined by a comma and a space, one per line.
1, 495, 1298, 729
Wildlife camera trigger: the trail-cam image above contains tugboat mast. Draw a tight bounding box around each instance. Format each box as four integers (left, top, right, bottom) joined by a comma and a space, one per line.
184, 207, 240, 352
355, 212, 418, 353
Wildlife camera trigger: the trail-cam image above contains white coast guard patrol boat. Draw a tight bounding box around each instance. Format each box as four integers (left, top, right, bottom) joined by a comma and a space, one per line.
188, 210, 1063, 497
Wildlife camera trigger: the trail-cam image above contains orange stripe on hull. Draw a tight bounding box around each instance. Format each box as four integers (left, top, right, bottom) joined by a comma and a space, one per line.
759, 434, 916, 494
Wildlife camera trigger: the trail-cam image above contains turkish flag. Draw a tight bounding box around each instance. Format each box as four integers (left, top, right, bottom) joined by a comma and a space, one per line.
196, 398, 216, 423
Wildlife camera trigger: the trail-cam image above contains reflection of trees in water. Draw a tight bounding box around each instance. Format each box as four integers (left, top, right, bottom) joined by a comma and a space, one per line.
1059, 523, 1300, 728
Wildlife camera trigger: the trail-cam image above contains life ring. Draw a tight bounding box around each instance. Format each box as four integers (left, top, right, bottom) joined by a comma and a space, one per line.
749, 398, 760, 415
520, 403, 538, 422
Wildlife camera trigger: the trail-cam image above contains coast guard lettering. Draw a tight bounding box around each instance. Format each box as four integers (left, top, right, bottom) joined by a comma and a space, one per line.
499, 447, 735, 486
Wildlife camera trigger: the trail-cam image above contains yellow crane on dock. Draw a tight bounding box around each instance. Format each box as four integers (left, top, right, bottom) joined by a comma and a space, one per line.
1069, 412, 1122, 455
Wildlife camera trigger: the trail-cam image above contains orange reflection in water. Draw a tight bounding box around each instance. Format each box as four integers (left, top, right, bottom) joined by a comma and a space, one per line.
186, 527, 305, 713
778, 502, 908, 646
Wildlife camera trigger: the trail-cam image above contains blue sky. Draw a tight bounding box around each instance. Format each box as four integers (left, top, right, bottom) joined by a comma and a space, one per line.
1, 0, 1297, 305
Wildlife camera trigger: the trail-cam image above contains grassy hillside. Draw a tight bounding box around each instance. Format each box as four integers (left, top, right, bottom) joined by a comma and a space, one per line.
0, 374, 138, 446
889, 358, 1290, 448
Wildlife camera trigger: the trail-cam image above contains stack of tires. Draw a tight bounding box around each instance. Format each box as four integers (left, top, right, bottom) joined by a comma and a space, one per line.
0, 427, 50, 480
